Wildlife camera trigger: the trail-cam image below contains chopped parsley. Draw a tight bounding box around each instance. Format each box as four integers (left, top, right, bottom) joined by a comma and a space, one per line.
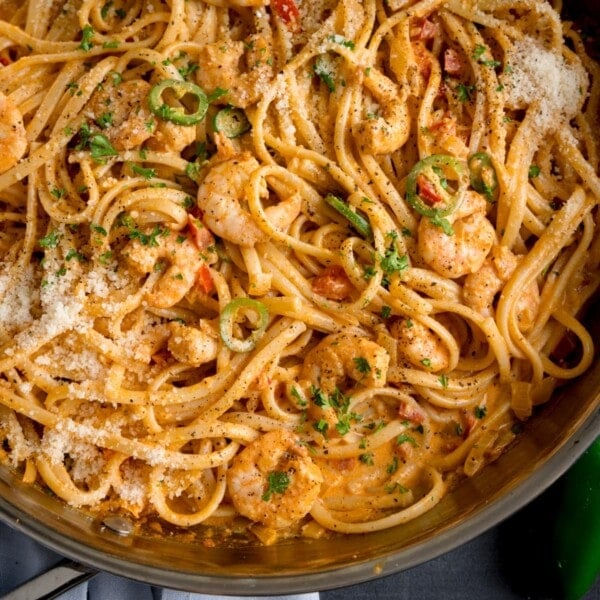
430, 211, 454, 236
128, 225, 169, 247
359, 452, 374, 465
75, 124, 118, 163
381, 305, 392, 319
353, 356, 371, 374
385, 482, 409, 494
386, 456, 399, 474
313, 419, 329, 435
438, 374, 449, 389
396, 433, 418, 446
381, 244, 409, 276
528, 165, 541, 179
310, 386, 360, 437
456, 83, 475, 102
474, 405, 487, 419
99, 251, 113, 265
100, 1, 112, 18
262, 471, 290, 501
65, 248, 85, 262
327, 34, 355, 49
313, 57, 336, 92
177, 62, 199, 79
131, 164, 157, 179
50, 187, 67, 199
39, 230, 61, 249
78, 25, 95, 51
290, 386, 307, 407
95, 112, 114, 129
90, 223, 108, 236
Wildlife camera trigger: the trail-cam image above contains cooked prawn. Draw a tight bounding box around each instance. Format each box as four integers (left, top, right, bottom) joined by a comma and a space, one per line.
418, 191, 495, 279
463, 245, 540, 332
301, 331, 389, 394
0, 91, 27, 173
389, 317, 450, 372
167, 320, 219, 365
196, 153, 301, 247
226, 428, 323, 529
86, 79, 155, 151
353, 67, 410, 155
196, 35, 274, 109
124, 229, 214, 309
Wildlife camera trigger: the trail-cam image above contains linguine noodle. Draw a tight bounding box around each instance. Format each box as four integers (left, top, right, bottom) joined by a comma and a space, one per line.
0, 0, 598, 543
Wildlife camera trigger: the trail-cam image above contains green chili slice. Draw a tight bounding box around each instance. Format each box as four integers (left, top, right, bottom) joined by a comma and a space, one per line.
468, 152, 499, 203
324, 193, 373, 240
405, 154, 468, 218
213, 107, 251, 138
148, 79, 208, 126
219, 298, 269, 352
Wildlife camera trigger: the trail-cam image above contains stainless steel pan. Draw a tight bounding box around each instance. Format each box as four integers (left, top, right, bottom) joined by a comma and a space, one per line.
1, 352, 598, 596
1, 5, 599, 592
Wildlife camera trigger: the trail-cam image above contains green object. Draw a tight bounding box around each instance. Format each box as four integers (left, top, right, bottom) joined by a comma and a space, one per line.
212, 107, 251, 138
219, 297, 269, 352
405, 154, 468, 218
468, 152, 499, 203
555, 436, 600, 600
324, 193, 373, 240
148, 79, 209, 125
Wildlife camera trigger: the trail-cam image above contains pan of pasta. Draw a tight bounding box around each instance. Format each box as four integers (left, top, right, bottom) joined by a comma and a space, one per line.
0, 0, 599, 594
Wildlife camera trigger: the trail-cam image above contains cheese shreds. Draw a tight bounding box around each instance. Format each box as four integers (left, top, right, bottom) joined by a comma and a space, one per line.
501, 38, 588, 132
0, 264, 37, 337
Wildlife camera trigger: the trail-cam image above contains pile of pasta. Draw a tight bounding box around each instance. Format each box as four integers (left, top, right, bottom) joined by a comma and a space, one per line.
0, 0, 599, 542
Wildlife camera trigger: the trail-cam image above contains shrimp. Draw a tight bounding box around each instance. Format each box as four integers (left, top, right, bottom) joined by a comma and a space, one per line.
196, 153, 301, 247
226, 429, 323, 529
418, 191, 495, 279
390, 317, 450, 372
167, 320, 219, 365
124, 229, 214, 309
86, 80, 155, 151
146, 117, 197, 154
196, 35, 274, 109
301, 331, 390, 394
0, 91, 27, 173
425, 111, 469, 159
87, 79, 195, 153
353, 67, 410, 155
463, 245, 540, 332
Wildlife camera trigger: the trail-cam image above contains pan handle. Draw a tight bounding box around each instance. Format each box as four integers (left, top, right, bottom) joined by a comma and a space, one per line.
0, 559, 97, 600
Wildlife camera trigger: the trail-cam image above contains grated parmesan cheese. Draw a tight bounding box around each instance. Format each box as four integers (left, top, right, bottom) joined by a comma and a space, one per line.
501, 38, 588, 133
0, 264, 37, 337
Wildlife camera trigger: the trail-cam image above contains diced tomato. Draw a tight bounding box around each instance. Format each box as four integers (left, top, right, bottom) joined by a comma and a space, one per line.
416, 173, 443, 206
332, 458, 357, 472
0, 57, 10, 66
271, 0, 301, 31
311, 265, 354, 300
444, 48, 464, 75
398, 401, 426, 424
196, 263, 214, 294
419, 18, 439, 40
463, 410, 477, 435
187, 215, 215, 251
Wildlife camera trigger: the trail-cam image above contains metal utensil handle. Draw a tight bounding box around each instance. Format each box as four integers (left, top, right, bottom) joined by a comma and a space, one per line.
1, 559, 97, 600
